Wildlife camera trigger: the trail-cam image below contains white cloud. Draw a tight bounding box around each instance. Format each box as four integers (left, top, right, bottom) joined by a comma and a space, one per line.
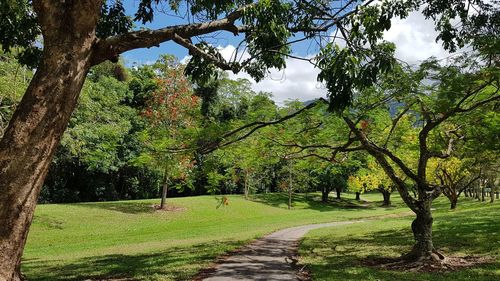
181, 11, 455, 104
180, 45, 327, 105
383, 11, 452, 65
216, 46, 327, 105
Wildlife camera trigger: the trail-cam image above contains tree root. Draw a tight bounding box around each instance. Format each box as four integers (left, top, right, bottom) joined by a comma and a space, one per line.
362, 251, 492, 273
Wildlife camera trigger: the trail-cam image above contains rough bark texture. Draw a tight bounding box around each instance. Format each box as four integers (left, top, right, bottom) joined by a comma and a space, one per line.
0, 1, 102, 279
402, 206, 443, 261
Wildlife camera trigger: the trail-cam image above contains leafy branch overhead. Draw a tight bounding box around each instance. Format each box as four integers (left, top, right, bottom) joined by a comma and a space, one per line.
3, 1, 497, 108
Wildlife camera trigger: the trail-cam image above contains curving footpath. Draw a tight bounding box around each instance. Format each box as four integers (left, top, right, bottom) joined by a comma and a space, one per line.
200, 220, 361, 281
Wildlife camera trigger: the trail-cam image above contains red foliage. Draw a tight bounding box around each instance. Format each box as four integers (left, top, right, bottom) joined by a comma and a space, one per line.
360, 120, 369, 131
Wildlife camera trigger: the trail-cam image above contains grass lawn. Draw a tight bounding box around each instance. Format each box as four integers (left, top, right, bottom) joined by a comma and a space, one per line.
23, 192, 409, 280
299, 197, 500, 281
23, 192, 498, 280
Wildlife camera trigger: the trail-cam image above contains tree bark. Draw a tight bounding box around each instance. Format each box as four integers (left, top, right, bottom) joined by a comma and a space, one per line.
490, 188, 495, 203
0, 2, 102, 279
244, 171, 249, 200
444, 191, 458, 210
402, 205, 443, 261
355, 192, 361, 201
335, 187, 341, 199
379, 188, 391, 207
450, 198, 457, 209
160, 177, 168, 209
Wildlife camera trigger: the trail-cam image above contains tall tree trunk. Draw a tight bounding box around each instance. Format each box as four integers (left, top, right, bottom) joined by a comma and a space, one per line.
464, 189, 469, 198
490, 188, 495, 203
0, 2, 102, 279
160, 171, 168, 209
496, 191, 499, 199
355, 192, 361, 201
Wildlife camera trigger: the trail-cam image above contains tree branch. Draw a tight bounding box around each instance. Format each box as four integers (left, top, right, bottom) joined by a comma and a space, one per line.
383, 103, 413, 148
91, 4, 251, 65
200, 98, 329, 154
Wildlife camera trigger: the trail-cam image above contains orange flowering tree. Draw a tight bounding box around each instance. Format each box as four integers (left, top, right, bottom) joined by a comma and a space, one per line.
135, 56, 200, 209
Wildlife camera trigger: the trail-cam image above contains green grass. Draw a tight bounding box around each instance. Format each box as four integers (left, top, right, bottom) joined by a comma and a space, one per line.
23, 192, 410, 280
23, 193, 498, 280
299, 198, 500, 281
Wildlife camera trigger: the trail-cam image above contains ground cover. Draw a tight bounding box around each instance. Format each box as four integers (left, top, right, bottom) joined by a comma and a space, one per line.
23, 192, 407, 280
299, 198, 499, 281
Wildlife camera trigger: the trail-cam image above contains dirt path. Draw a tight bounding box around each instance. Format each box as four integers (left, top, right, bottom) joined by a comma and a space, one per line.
198, 221, 361, 281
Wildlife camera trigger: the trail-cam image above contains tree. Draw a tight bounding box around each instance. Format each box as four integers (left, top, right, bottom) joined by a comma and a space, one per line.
134, 56, 199, 209
0, 0, 497, 278
338, 55, 499, 262
269, 53, 498, 263
348, 157, 395, 206
428, 157, 479, 209
313, 163, 350, 203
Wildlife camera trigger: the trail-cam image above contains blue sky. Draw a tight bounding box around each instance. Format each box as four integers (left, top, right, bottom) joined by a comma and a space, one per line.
121, 0, 322, 66
120, 1, 451, 104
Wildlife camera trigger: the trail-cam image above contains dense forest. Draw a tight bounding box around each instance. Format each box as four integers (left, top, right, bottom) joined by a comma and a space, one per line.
1, 52, 497, 209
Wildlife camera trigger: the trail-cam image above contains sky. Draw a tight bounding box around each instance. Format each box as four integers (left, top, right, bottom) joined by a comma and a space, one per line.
121, 1, 452, 104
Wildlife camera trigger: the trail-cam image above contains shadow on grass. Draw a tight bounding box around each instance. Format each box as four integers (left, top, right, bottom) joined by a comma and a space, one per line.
250, 193, 378, 212
300, 203, 500, 281
70, 201, 158, 214
22, 240, 246, 281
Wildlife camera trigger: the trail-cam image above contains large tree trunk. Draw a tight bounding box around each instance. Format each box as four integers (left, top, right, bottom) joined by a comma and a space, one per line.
490, 188, 495, 203
355, 192, 361, 201
402, 205, 443, 262
0, 2, 102, 279
335, 187, 341, 199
